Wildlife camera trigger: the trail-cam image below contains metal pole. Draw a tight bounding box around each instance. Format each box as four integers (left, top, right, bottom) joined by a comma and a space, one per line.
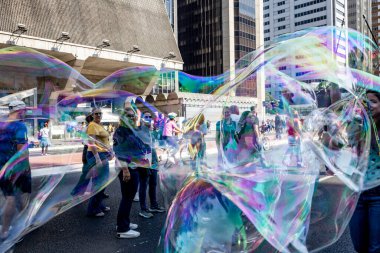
363, 15, 378, 47
335, 18, 345, 54
363, 14, 379, 73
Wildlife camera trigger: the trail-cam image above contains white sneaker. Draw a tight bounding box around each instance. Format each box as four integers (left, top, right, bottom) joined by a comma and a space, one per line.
129, 223, 138, 230
117, 229, 140, 239
133, 194, 139, 202
115, 223, 139, 231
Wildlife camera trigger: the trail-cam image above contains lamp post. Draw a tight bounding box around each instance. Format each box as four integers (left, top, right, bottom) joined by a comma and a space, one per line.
7, 23, 28, 45
93, 39, 111, 57
52, 32, 71, 51
124, 45, 140, 61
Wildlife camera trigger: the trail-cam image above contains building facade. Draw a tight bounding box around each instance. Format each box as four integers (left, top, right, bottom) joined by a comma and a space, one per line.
164, 0, 178, 39
263, 0, 347, 99
0, 0, 185, 135
177, 0, 264, 102
372, 0, 380, 76
347, 0, 371, 36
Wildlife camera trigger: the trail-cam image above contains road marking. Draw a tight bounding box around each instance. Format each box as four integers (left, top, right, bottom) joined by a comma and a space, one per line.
32, 161, 116, 178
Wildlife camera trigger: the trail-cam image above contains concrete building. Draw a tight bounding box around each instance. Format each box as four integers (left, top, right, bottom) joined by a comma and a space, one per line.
177, 0, 265, 119
347, 0, 371, 37
263, 0, 347, 100
372, 0, 380, 75
163, 0, 178, 39
0, 0, 186, 135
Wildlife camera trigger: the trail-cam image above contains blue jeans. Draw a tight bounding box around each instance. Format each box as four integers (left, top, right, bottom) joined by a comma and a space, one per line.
138, 168, 159, 211
350, 194, 380, 253
86, 152, 109, 215
163, 136, 178, 153
117, 168, 139, 233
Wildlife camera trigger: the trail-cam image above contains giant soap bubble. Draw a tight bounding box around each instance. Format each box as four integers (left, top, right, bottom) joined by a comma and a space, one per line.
0, 26, 379, 253
0, 47, 163, 252
159, 26, 380, 253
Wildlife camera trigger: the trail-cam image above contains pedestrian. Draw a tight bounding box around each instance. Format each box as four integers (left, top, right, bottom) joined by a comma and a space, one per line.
349, 89, 380, 253
70, 114, 109, 199
229, 105, 240, 125
113, 106, 151, 238
138, 112, 165, 219
162, 112, 182, 163
39, 121, 50, 155
283, 111, 303, 167
216, 107, 238, 165
85, 108, 111, 217
275, 113, 282, 140
0, 100, 31, 239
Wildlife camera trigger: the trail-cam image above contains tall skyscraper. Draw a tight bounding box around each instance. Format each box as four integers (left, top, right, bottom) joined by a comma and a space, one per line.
347, 0, 371, 37
164, 0, 177, 38
372, 0, 380, 75
177, 0, 262, 96
263, 0, 347, 99
234, 0, 257, 96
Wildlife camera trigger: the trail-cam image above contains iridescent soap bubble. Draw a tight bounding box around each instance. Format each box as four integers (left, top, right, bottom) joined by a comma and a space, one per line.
159, 26, 380, 253
0, 46, 164, 252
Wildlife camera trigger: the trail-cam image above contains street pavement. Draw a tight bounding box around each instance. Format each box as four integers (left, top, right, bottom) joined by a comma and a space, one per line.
13, 176, 356, 253
12, 137, 357, 253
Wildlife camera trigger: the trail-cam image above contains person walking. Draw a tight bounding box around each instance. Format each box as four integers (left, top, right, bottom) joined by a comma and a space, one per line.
275, 113, 282, 140
39, 121, 50, 155
162, 112, 182, 164
349, 90, 380, 253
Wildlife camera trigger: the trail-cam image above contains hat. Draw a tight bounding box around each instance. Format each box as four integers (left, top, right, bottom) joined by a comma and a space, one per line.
168, 112, 177, 119
9, 100, 26, 113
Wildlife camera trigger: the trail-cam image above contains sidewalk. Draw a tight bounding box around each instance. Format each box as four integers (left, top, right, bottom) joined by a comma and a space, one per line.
29, 139, 83, 154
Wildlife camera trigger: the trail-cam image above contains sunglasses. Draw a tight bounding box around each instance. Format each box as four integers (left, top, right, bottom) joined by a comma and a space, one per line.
144, 116, 152, 119
94, 112, 102, 116
127, 114, 136, 119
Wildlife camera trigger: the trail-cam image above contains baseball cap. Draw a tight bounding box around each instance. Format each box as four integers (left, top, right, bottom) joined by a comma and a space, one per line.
9, 100, 26, 113
168, 112, 177, 119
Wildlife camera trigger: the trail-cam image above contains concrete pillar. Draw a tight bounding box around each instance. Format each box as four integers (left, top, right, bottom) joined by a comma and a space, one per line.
255, 0, 265, 120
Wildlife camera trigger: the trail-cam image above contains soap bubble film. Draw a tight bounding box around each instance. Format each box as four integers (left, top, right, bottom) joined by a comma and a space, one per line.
0, 26, 379, 253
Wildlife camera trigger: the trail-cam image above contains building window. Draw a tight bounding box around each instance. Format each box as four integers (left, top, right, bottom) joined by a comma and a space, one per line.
264, 13, 270, 18
264, 21, 270, 25
279, 66, 286, 70
278, 25, 286, 30
264, 29, 270, 33
264, 37, 271, 41
337, 1, 344, 8
277, 1, 286, 6
264, 5, 269, 10
295, 15, 327, 26
278, 9, 285, 14
294, 7, 327, 18
278, 17, 285, 22
295, 0, 327, 10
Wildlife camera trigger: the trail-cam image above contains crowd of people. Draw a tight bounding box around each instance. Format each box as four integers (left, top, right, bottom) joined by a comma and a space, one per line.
1, 93, 380, 252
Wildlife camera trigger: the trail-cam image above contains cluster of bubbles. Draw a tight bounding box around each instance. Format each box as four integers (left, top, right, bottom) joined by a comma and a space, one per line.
0, 26, 378, 252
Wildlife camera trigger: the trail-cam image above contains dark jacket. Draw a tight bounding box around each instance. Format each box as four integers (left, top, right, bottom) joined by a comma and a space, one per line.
113, 125, 151, 163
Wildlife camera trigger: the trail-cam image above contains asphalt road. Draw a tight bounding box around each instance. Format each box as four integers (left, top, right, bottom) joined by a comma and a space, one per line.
11, 141, 358, 253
